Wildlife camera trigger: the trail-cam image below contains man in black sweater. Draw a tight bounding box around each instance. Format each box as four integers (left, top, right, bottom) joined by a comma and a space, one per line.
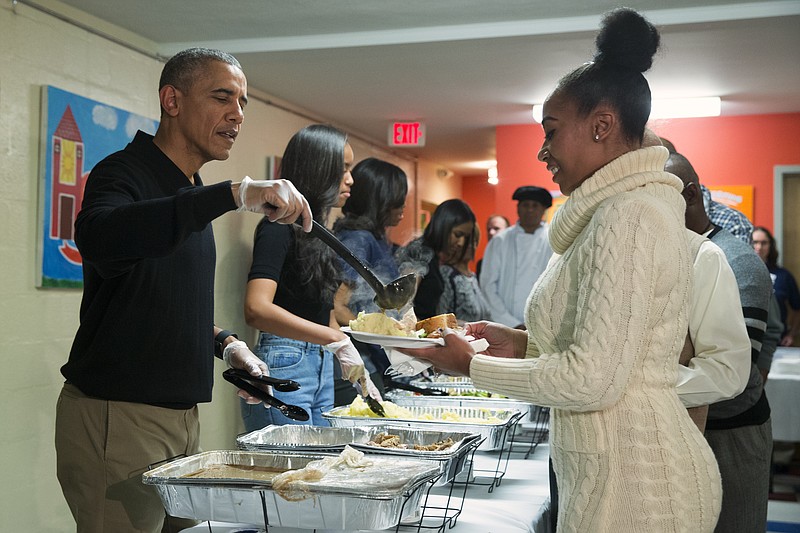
55, 48, 312, 533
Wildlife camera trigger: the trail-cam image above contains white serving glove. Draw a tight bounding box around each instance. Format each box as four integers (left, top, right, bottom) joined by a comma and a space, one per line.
357, 374, 383, 402
324, 337, 382, 401
223, 340, 273, 406
236, 176, 313, 232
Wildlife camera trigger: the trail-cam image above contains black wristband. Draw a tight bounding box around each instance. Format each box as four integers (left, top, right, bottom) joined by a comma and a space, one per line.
214, 330, 239, 359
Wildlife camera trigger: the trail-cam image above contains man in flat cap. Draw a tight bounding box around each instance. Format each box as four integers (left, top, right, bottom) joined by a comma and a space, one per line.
480, 186, 553, 328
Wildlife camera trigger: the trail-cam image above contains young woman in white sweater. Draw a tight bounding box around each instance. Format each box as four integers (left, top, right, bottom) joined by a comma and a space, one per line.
405, 8, 722, 532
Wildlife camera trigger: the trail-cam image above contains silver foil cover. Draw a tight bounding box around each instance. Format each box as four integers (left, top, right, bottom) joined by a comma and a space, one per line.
142, 450, 439, 529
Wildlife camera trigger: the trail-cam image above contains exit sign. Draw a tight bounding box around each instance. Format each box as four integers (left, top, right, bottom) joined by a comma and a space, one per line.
388, 122, 425, 147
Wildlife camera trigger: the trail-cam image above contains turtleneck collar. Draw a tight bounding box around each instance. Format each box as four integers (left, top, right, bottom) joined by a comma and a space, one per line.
548, 146, 681, 254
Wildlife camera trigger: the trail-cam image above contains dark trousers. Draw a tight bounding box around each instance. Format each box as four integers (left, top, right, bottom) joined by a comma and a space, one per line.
549, 457, 558, 532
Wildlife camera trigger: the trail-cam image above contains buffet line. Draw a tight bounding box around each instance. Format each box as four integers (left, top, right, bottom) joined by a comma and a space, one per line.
144, 377, 551, 532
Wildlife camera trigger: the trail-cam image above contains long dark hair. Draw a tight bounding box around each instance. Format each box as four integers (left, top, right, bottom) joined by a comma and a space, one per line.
423, 199, 476, 264
754, 226, 779, 268
554, 8, 660, 144
278, 124, 348, 301
333, 157, 408, 240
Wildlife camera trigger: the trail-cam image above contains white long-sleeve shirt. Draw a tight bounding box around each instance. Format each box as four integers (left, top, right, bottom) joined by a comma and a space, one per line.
480, 222, 552, 327
676, 236, 751, 407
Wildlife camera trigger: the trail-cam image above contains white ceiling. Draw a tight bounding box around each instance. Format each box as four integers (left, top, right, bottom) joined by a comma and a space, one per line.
34, 0, 800, 175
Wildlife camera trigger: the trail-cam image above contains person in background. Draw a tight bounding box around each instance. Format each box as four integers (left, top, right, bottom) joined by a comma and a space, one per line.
332, 157, 408, 405
438, 222, 492, 322
405, 9, 722, 531
486, 214, 510, 240
661, 136, 755, 245
395, 199, 478, 321
480, 186, 553, 328
635, 131, 751, 430
241, 124, 380, 430
702, 185, 755, 245
668, 151, 774, 532
55, 48, 312, 533
659, 137, 782, 373
753, 225, 800, 346
475, 214, 509, 279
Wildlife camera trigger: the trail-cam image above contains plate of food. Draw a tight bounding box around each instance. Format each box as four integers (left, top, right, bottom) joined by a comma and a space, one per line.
342, 312, 459, 349
341, 327, 443, 349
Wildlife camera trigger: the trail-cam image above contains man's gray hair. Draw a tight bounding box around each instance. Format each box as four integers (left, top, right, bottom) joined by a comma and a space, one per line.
159, 47, 242, 92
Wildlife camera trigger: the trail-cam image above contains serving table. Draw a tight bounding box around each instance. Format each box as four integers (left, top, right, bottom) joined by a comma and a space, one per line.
180, 443, 552, 533
766, 347, 800, 443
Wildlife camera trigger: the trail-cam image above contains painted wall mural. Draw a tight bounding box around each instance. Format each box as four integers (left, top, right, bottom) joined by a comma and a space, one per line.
37, 85, 157, 288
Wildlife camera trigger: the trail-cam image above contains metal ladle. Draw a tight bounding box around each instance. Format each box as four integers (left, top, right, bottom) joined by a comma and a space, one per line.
309, 220, 417, 310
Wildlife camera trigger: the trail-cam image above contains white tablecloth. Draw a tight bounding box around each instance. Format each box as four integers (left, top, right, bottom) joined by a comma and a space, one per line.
766, 348, 800, 442
181, 444, 552, 533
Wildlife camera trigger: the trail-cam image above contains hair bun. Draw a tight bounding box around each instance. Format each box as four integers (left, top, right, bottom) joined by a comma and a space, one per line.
593, 8, 660, 73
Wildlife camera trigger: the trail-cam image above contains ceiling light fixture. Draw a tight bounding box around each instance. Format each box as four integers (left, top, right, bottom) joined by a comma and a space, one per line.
531, 96, 721, 123
649, 97, 721, 119
487, 166, 499, 185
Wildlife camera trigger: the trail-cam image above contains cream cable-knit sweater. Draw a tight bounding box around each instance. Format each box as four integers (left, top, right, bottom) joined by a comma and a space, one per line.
471, 147, 722, 532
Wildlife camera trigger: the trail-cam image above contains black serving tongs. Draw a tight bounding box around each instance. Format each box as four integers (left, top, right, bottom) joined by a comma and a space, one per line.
222, 368, 310, 421
359, 376, 386, 417
387, 379, 449, 396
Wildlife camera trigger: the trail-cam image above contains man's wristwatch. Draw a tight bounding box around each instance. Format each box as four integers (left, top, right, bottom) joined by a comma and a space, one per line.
214, 330, 239, 359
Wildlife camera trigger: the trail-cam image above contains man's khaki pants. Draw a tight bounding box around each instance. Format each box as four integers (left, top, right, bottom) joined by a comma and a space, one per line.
56, 383, 200, 533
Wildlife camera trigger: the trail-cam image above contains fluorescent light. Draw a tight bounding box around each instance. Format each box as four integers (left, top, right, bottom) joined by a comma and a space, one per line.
650, 97, 721, 119
532, 104, 543, 123
531, 96, 721, 123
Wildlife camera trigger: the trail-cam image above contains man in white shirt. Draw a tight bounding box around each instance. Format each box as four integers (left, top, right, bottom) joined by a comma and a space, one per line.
480, 186, 553, 328
678, 233, 751, 414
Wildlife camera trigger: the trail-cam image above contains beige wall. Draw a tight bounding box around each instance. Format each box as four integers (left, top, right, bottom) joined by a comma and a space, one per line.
0, 4, 461, 530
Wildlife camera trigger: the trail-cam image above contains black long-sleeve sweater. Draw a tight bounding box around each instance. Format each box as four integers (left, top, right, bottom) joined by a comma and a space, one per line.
61, 131, 237, 407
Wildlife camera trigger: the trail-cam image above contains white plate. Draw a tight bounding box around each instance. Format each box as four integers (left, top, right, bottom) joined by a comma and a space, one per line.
341, 327, 444, 349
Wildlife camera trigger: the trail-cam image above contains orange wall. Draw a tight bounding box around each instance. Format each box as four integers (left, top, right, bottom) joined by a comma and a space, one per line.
464, 113, 800, 263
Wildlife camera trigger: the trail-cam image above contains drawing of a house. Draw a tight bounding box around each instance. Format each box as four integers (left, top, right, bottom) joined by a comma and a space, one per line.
50, 105, 84, 264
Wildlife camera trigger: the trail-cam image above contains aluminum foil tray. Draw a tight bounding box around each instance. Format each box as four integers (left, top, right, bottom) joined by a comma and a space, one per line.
420, 376, 474, 386
323, 403, 522, 451
236, 425, 373, 453
236, 425, 481, 485
393, 392, 537, 421
350, 426, 480, 485
143, 450, 439, 529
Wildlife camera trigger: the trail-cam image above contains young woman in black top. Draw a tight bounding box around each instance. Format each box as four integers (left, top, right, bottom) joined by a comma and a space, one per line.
241, 124, 380, 429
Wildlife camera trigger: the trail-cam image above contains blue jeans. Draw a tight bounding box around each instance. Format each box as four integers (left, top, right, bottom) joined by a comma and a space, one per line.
240, 332, 334, 431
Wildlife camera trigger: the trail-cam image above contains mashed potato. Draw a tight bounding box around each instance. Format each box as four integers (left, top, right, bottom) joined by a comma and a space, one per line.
341, 397, 502, 424
349, 312, 411, 337
344, 396, 415, 418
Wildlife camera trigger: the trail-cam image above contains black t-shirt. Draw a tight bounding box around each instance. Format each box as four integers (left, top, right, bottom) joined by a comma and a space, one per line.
248, 219, 333, 326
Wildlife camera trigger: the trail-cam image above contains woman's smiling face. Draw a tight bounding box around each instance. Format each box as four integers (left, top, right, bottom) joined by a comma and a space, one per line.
537, 92, 598, 196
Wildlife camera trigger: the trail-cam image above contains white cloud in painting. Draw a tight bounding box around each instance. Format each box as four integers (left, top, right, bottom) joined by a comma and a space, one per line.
126, 115, 157, 137
92, 105, 118, 130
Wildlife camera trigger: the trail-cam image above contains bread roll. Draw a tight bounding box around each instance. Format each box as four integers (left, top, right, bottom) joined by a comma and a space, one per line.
415, 313, 457, 337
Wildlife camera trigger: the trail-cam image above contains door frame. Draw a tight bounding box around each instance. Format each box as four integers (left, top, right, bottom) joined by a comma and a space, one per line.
773, 165, 800, 257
